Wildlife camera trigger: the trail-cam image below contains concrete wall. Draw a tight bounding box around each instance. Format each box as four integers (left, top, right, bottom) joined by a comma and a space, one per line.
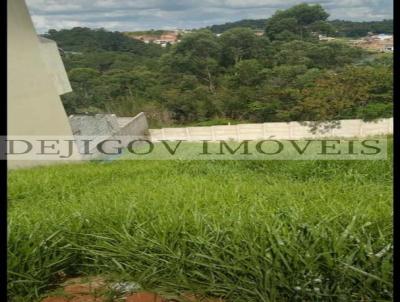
38, 37, 72, 95
116, 113, 149, 137
149, 118, 393, 141
69, 112, 148, 138
7, 0, 79, 168
116, 112, 149, 150
69, 114, 121, 136
69, 113, 149, 158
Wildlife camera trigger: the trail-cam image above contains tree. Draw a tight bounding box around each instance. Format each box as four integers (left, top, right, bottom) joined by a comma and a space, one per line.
277, 3, 329, 26
44, 27, 164, 56
265, 4, 330, 41
329, 19, 393, 37
219, 27, 267, 65
207, 17, 393, 38
175, 30, 221, 60
52, 6, 391, 125
68, 68, 100, 100
306, 42, 364, 68
233, 59, 263, 86
265, 18, 300, 41
309, 20, 336, 36
170, 30, 222, 92
292, 66, 393, 121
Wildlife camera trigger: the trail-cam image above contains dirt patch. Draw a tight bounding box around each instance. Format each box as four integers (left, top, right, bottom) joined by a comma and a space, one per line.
64, 284, 94, 295
41, 276, 108, 302
125, 292, 165, 302
179, 293, 225, 302
63, 276, 107, 291
69, 295, 106, 302
41, 276, 225, 302
41, 297, 69, 302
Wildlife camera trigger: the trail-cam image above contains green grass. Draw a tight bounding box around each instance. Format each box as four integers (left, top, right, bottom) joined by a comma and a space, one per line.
8, 141, 393, 301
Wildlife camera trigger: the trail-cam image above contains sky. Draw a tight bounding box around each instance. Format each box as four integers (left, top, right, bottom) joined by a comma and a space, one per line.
25, 0, 393, 34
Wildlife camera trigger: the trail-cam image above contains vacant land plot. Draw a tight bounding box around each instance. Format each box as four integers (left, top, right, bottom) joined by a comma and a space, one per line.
8, 141, 392, 301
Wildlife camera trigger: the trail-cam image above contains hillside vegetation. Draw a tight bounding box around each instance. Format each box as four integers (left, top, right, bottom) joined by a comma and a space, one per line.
45, 27, 163, 56
44, 4, 392, 127
207, 19, 393, 37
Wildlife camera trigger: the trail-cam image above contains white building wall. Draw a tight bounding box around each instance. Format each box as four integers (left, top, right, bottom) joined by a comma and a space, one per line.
38, 37, 72, 95
7, 0, 79, 168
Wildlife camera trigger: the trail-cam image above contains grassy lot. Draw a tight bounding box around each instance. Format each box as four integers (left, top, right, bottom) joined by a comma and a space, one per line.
8, 140, 392, 301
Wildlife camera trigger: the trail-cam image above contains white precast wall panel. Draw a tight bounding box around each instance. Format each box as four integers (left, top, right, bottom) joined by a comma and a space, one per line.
149, 118, 393, 142
237, 124, 264, 140
263, 122, 291, 139
331, 120, 362, 138
188, 127, 214, 141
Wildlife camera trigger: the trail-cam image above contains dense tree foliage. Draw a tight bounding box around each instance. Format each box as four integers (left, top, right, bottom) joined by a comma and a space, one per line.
48, 4, 392, 126
208, 18, 393, 38
329, 19, 393, 37
265, 3, 332, 41
45, 27, 163, 56
208, 19, 269, 33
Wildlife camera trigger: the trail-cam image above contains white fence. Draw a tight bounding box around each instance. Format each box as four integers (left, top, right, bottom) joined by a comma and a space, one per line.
149, 118, 393, 141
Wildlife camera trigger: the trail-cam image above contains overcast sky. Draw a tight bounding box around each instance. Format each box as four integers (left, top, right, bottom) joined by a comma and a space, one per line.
25, 0, 393, 34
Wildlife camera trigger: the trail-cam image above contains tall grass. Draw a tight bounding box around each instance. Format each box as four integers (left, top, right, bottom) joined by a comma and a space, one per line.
8, 142, 393, 301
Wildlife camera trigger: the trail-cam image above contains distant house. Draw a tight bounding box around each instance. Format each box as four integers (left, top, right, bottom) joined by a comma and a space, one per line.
215, 30, 264, 38
154, 33, 179, 47
383, 44, 394, 52
64, 50, 83, 55
318, 34, 335, 41
352, 34, 393, 52
133, 35, 158, 43
129, 31, 181, 46
374, 34, 393, 52
374, 34, 393, 41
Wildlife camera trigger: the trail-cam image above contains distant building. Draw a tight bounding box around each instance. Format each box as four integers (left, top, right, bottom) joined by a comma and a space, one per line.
318, 34, 336, 41
154, 33, 179, 47
215, 30, 264, 38
129, 31, 181, 46
63, 50, 83, 55
374, 34, 393, 41
352, 34, 393, 52
383, 44, 394, 52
